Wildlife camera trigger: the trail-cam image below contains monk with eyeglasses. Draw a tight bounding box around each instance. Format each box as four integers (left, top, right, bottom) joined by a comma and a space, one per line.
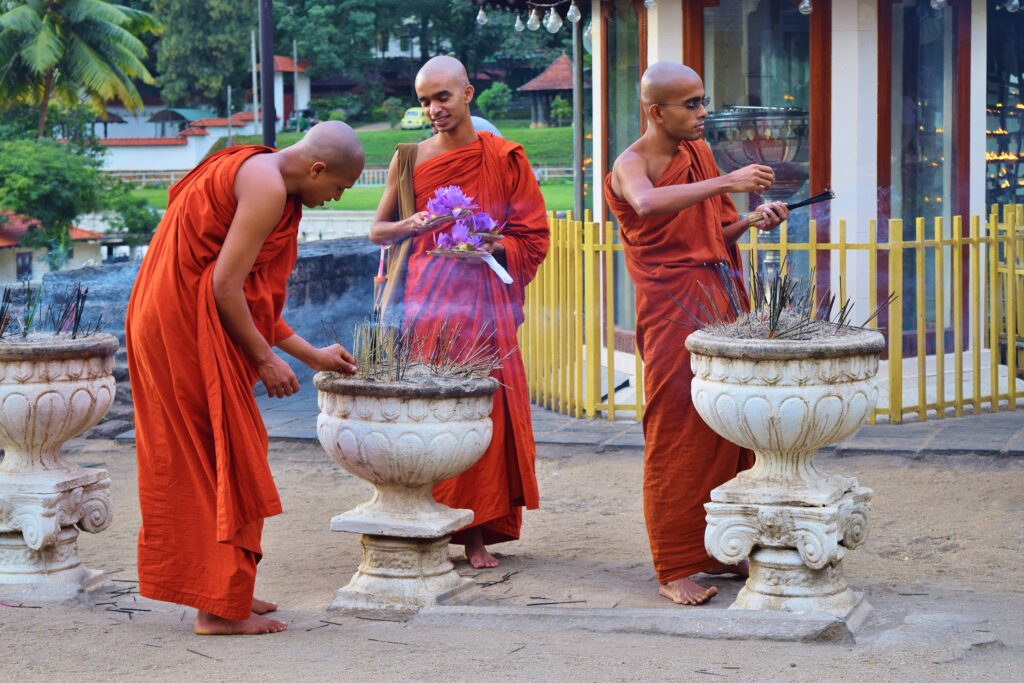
605, 62, 788, 605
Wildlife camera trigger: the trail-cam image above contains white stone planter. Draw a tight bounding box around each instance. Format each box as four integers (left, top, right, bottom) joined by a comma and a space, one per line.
686, 328, 884, 622
315, 370, 497, 611
0, 333, 118, 602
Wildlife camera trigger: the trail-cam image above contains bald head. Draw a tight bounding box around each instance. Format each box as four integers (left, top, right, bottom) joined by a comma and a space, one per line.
416, 55, 470, 91
640, 62, 702, 109
295, 120, 364, 170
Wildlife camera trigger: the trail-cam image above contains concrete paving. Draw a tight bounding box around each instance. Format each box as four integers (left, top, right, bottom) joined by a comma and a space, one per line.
242, 387, 1024, 458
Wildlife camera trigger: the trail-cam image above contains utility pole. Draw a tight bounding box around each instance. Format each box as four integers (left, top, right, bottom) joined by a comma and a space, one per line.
251, 30, 259, 130
293, 39, 299, 131
572, 12, 585, 218
227, 84, 233, 147
259, 0, 275, 147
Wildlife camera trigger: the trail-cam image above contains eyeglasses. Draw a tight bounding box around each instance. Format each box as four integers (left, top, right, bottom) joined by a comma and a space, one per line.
656, 96, 711, 111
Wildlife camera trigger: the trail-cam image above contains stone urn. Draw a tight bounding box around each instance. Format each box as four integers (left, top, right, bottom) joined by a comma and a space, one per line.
0, 333, 118, 602
686, 328, 884, 623
315, 369, 497, 611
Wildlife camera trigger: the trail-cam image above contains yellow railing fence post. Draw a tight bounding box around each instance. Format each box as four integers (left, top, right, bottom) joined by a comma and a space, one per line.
572, 217, 584, 418
934, 216, 945, 418
988, 212, 1000, 412
971, 215, 982, 414
953, 215, 964, 417
604, 220, 616, 421
1005, 205, 1017, 409
888, 218, 904, 424
915, 217, 926, 421
584, 220, 600, 418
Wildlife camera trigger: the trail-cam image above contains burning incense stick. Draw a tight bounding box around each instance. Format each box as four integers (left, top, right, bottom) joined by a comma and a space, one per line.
745, 188, 836, 228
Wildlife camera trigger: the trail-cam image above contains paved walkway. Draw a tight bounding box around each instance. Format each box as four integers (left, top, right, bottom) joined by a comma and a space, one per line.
256, 389, 1024, 458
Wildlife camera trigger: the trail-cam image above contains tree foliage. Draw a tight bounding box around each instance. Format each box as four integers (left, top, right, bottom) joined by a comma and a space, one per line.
145, 0, 255, 109
0, 0, 159, 137
550, 95, 572, 126
476, 82, 512, 120
0, 139, 104, 267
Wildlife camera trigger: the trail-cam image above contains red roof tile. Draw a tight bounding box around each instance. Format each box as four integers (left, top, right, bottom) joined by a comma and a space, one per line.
0, 212, 104, 248
191, 113, 249, 128
519, 53, 574, 92
99, 137, 187, 146
179, 126, 209, 136
259, 55, 308, 73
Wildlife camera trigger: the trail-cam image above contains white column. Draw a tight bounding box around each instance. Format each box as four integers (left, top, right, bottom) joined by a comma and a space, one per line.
590, 0, 606, 222
275, 72, 285, 132
830, 0, 879, 321
647, 0, 682, 63
969, 0, 987, 222
297, 74, 311, 111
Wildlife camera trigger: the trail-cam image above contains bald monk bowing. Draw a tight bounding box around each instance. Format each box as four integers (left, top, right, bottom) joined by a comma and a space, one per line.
605, 62, 789, 605
370, 56, 549, 569
126, 122, 363, 635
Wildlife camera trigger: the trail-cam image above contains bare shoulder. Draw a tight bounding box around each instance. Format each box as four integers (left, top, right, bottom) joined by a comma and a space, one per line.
612, 144, 648, 175
415, 136, 441, 167
235, 153, 286, 203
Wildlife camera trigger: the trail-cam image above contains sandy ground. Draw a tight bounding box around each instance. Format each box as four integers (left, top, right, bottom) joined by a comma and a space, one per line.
2, 438, 1022, 682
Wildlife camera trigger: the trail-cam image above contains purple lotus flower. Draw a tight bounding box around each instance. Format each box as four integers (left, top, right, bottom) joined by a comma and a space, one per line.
466, 212, 497, 235
427, 185, 478, 218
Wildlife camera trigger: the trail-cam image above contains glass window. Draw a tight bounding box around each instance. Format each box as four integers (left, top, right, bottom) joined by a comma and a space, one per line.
987, 3, 1024, 207
606, 0, 640, 332
702, 0, 812, 280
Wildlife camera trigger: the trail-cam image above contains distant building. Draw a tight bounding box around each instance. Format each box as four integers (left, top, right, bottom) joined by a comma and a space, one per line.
0, 212, 104, 283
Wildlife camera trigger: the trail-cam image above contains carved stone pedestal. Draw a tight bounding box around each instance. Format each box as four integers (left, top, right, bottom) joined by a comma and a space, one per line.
686, 329, 884, 622
0, 334, 118, 602
316, 370, 497, 612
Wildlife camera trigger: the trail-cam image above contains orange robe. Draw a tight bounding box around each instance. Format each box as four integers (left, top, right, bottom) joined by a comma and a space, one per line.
604, 140, 754, 585
126, 146, 299, 620
404, 132, 549, 545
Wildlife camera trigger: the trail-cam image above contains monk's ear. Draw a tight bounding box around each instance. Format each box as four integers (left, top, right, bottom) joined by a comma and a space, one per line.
310, 161, 327, 178
463, 84, 475, 105
646, 103, 664, 125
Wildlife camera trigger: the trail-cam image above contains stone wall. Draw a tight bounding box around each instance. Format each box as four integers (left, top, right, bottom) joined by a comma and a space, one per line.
40, 237, 380, 426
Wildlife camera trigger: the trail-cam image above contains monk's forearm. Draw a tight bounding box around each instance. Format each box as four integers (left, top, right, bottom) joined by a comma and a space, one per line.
629, 175, 731, 217
722, 219, 751, 245
369, 219, 412, 245
214, 289, 276, 365
275, 333, 317, 366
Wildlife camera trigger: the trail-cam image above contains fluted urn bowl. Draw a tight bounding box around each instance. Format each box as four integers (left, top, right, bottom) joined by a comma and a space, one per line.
0, 333, 118, 476
315, 369, 498, 538
0, 333, 118, 601
686, 328, 885, 506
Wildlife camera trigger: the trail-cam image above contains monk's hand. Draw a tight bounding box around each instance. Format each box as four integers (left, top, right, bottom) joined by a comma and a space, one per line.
480, 236, 505, 254
405, 211, 431, 237
258, 354, 301, 399
309, 344, 358, 375
726, 164, 775, 195
752, 201, 789, 231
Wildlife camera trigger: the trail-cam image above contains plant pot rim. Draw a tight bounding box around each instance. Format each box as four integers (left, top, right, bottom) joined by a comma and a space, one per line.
685, 327, 885, 360
0, 332, 118, 362
314, 370, 498, 400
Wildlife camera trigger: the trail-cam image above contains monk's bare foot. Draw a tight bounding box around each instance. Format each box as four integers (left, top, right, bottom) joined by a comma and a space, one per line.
464, 528, 499, 569
659, 577, 718, 606
193, 610, 287, 635
251, 598, 278, 615
705, 559, 750, 578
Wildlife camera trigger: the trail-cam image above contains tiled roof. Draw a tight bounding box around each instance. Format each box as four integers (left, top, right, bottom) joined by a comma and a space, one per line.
260, 55, 309, 73
519, 53, 574, 92
0, 212, 104, 248
191, 113, 249, 128
179, 126, 209, 136
99, 137, 188, 146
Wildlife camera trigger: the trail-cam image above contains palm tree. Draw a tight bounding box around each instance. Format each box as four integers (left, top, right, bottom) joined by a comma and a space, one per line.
0, 0, 160, 138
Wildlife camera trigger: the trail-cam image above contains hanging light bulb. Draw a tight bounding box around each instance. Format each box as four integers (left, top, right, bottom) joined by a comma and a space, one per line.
546, 7, 562, 33
929, 0, 946, 9
476, 5, 488, 26
798, 0, 812, 15
1006, 0, 1020, 12
527, 8, 541, 31
582, 20, 593, 54
514, 14, 525, 31
567, 1, 582, 23
643, 0, 657, 8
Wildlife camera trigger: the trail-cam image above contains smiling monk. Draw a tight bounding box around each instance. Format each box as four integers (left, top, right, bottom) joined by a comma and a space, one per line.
126, 122, 362, 635
605, 62, 789, 605
370, 56, 549, 569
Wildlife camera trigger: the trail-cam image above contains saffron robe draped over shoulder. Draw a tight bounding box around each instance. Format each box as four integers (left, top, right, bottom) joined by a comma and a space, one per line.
126, 145, 300, 620
405, 132, 549, 545
604, 140, 753, 585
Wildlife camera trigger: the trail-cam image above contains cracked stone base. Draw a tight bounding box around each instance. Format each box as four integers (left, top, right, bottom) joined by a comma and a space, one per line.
328, 534, 482, 611
0, 529, 110, 603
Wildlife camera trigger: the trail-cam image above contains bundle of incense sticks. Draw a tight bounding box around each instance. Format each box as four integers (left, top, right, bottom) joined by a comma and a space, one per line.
745, 188, 836, 228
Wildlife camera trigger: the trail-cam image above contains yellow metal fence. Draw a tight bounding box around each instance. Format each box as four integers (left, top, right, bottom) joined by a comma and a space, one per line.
520, 206, 1024, 424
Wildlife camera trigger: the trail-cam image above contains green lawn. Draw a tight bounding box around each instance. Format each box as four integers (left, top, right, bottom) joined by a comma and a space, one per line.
205, 121, 572, 167
131, 183, 575, 212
